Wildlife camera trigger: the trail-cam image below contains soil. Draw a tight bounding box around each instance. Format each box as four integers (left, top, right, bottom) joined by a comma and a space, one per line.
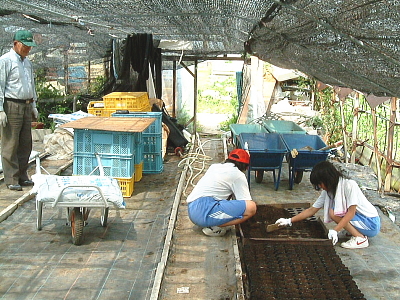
237, 205, 365, 300
237, 204, 326, 239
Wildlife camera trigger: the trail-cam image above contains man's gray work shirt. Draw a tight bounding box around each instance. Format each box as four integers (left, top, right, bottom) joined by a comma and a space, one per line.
0, 48, 37, 111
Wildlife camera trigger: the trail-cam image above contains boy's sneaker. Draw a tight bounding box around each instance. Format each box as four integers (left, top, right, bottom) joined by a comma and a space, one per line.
202, 226, 227, 237
341, 236, 369, 249
337, 230, 352, 239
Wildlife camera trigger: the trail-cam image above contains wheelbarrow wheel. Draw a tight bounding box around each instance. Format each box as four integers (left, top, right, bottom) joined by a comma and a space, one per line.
100, 207, 109, 227
71, 207, 84, 245
255, 170, 264, 183
175, 147, 183, 156
36, 201, 43, 231
294, 171, 303, 184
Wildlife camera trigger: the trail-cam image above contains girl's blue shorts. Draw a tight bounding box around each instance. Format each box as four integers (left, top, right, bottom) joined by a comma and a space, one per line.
350, 213, 380, 237
188, 196, 247, 227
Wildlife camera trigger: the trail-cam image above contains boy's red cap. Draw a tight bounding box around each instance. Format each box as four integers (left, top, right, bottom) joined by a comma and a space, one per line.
228, 149, 250, 164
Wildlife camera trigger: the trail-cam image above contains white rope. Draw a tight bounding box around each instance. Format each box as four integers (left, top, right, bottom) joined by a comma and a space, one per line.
178, 133, 224, 197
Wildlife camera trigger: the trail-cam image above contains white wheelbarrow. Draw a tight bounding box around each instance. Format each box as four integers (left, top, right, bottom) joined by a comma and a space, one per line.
32, 154, 125, 245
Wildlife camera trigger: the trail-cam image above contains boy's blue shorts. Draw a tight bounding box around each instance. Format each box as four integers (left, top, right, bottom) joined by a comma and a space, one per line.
351, 213, 380, 237
188, 196, 247, 228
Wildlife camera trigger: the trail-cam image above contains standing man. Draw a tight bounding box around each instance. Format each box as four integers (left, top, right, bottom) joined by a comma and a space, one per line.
0, 30, 39, 191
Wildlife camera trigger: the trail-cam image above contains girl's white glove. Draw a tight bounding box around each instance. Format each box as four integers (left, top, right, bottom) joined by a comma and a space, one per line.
328, 229, 338, 245
275, 218, 292, 227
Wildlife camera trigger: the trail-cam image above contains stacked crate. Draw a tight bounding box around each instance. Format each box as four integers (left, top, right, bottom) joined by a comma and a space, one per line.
112, 112, 163, 174
83, 92, 152, 196
87, 92, 151, 117
73, 129, 142, 197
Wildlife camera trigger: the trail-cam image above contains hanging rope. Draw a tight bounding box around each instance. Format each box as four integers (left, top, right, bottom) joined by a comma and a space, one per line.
178, 134, 225, 197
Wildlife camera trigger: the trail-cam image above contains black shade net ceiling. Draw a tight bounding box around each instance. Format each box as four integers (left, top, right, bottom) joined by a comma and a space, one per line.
1, 0, 399, 98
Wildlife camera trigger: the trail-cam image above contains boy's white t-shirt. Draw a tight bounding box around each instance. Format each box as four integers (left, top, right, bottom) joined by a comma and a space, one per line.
186, 162, 252, 203
313, 178, 378, 220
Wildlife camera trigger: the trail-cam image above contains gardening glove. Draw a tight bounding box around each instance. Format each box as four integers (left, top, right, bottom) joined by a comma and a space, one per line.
0, 111, 7, 127
275, 218, 292, 227
32, 107, 38, 120
328, 229, 338, 245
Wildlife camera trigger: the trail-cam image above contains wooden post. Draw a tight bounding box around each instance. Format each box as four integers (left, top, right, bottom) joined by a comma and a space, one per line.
371, 107, 383, 193
87, 60, 91, 93
384, 97, 397, 191
103, 57, 109, 79
193, 59, 198, 134
64, 50, 69, 95
350, 93, 360, 164
339, 95, 348, 163
73, 95, 77, 112
172, 60, 177, 118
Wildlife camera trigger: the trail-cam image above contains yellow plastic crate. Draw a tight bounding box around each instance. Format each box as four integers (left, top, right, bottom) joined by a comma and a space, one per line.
87, 100, 104, 108
103, 92, 150, 111
134, 162, 143, 182
87, 101, 104, 116
139, 105, 152, 112
116, 174, 135, 197
87, 108, 117, 117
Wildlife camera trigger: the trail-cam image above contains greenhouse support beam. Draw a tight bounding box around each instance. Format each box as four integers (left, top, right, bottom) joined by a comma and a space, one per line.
371, 108, 383, 194
384, 98, 397, 191
351, 93, 360, 164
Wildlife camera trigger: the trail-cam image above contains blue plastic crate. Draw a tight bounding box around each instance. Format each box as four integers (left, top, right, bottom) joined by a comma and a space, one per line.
239, 133, 287, 190
73, 152, 135, 178
143, 133, 162, 153
74, 129, 138, 156
143, 152, 163, 174
262, 120, 306, 134
280, 134, 330, 189
112, 111, 162, 134
112, 112, 162, 156
134, 141, 144, 164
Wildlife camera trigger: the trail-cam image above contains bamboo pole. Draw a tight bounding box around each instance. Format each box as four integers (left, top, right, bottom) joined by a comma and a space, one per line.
339, 95, 348, 163
64, 50, 69, 94
384, 97, 397, 191
350, 93, 360, 164
172, 60, 176, 118
371, 108, 383, 194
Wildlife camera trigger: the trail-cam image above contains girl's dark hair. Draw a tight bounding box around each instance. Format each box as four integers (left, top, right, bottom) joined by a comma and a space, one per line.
310, 161, 345, 197
225, 158, 248, 172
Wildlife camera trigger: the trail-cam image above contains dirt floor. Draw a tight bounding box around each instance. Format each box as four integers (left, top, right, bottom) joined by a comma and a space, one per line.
158, 136, 400, 300
0, 145, 183, 299
2, 133, 400, 299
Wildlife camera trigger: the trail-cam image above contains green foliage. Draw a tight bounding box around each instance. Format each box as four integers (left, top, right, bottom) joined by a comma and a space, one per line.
36, 98, 74, 129
314, 86, 399, 162
35, 68, 64, 99
292, 77, 314, 92
34, 68, 100, 129
355, 96, 397, 159
304, 116, 324, 129
176, 106, 190, 127
219, 113, 238, 132
176, 106, 203, 133
88, 76, 107, 97
35, 68, 68, 128
198, 76, 238, 114
314, 87, 344, 144
34, 68, 96, 128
